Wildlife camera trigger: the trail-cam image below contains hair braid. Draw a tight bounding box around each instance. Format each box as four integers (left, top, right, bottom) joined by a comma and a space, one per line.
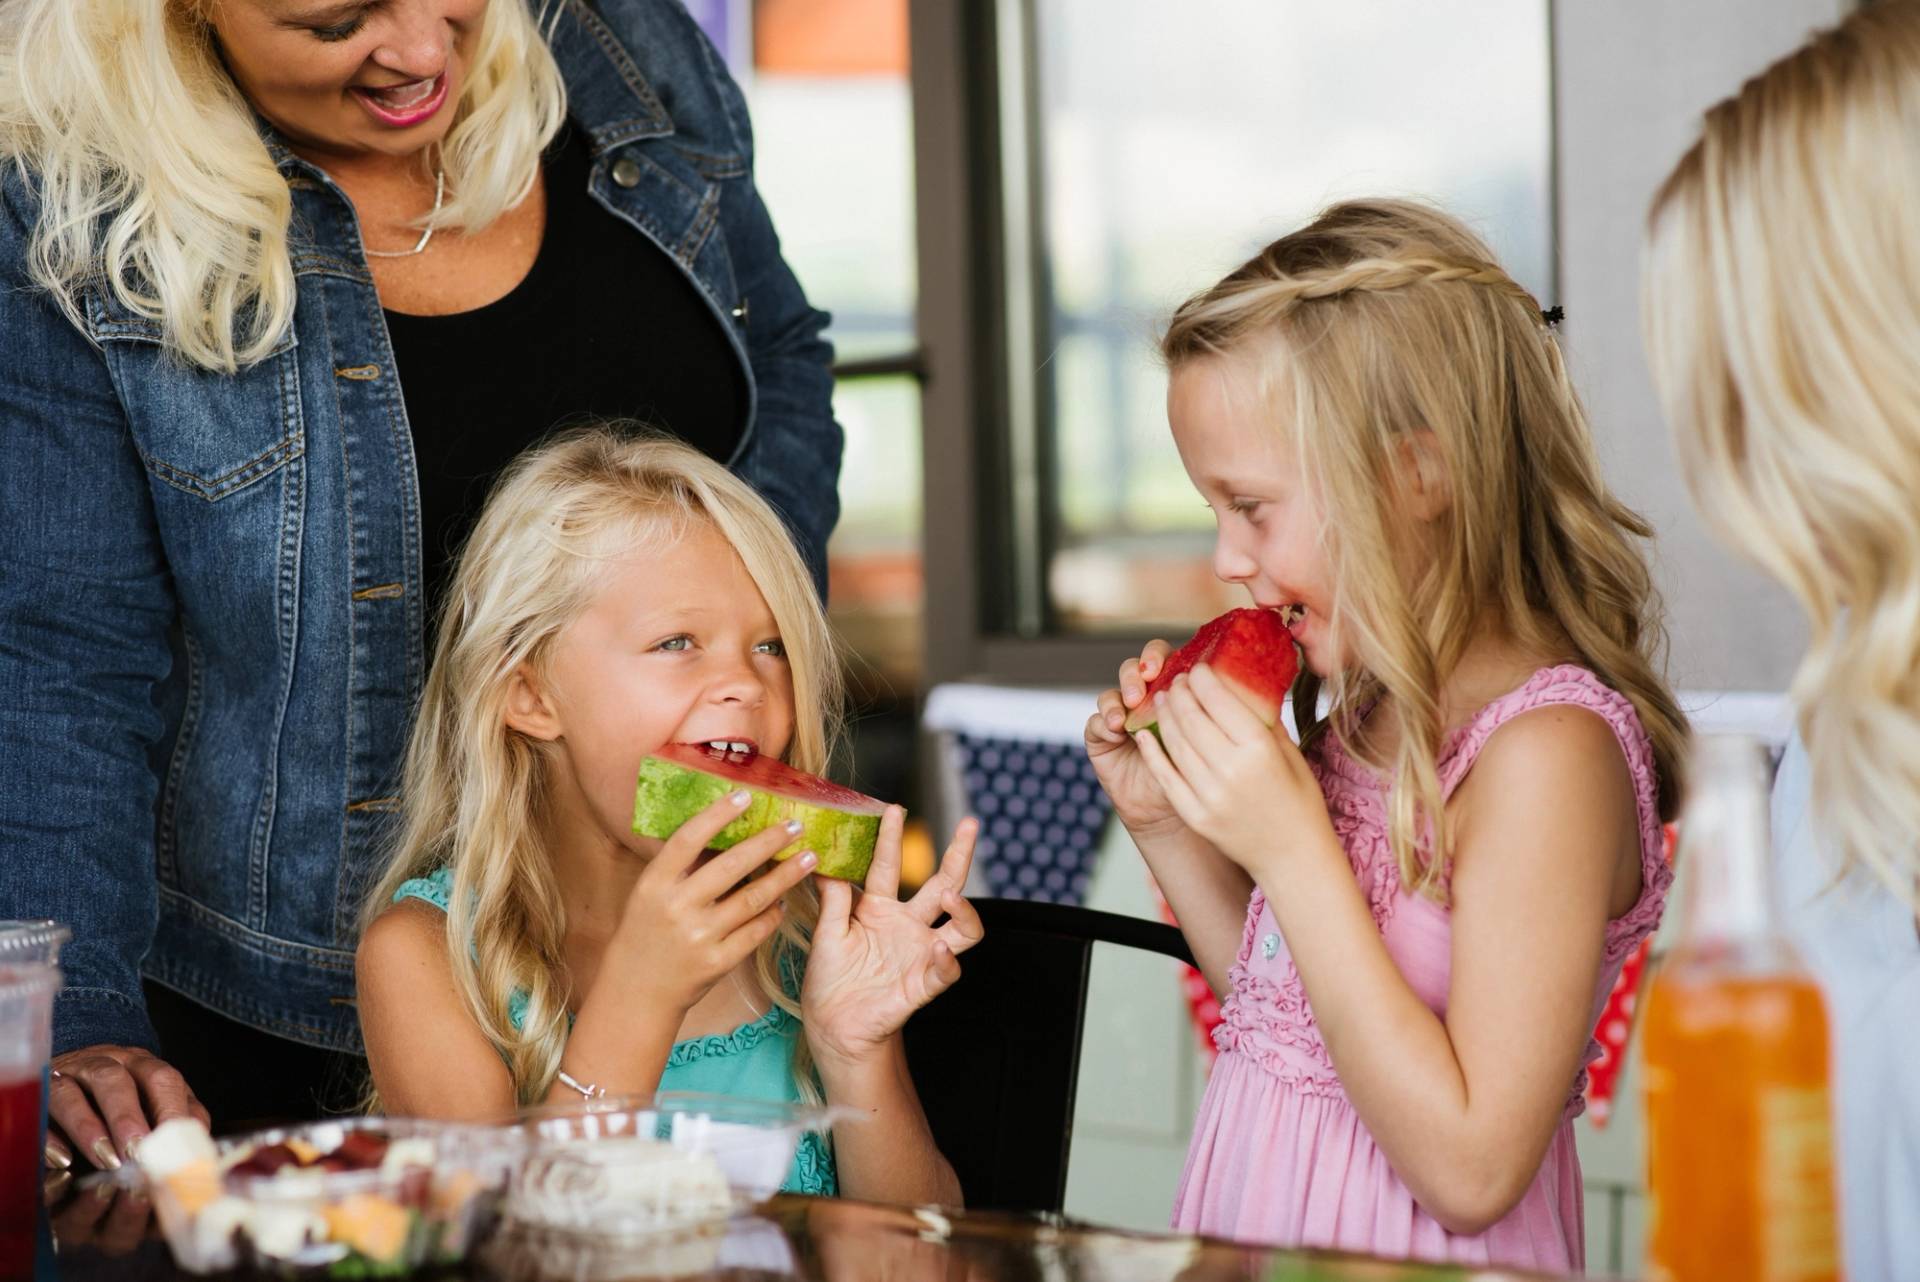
1170, 250, 1548, 359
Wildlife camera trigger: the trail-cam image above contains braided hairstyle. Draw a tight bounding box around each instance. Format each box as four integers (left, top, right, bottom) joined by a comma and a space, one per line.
1164, 199, 1686, 898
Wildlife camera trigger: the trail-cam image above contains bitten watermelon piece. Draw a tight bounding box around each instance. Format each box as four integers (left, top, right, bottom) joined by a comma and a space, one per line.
632, 744, 885, 882
1124, 607, 1300, 737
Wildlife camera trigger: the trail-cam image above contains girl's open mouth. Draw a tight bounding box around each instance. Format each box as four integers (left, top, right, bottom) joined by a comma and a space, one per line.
691, 739, 760, 760
351, 72, 450, 129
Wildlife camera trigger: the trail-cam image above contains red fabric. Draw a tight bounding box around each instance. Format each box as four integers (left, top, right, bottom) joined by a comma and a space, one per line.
1584, 823, 1677, 1127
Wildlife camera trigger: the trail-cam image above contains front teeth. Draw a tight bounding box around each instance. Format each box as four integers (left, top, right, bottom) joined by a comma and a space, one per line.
370, 77, 438, 109
704, 740, 754, 755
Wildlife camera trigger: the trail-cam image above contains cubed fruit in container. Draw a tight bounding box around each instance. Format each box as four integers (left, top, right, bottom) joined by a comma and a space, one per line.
136, 1116, 520, 1275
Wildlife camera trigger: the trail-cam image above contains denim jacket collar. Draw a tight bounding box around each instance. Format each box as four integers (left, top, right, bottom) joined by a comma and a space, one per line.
547, 1, 677, 150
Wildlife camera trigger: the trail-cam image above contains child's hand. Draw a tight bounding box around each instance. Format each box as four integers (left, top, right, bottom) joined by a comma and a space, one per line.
1131, 663, 1341, 879
802, 807, 984, 1071
610, 791, 821, 1017
1085, 639, 1187, 837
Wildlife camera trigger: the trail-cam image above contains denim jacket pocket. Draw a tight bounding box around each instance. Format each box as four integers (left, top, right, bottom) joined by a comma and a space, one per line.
81, 293, 304, 501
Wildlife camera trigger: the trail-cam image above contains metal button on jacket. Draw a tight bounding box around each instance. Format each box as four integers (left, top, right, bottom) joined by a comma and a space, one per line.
610, 157, 641, 188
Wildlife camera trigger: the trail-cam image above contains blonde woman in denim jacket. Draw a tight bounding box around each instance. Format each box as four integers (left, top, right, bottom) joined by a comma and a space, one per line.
0, 0, 841, 1172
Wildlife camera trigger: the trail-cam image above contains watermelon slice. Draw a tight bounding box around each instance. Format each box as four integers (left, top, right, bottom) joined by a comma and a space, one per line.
631, 743, 885, 882
1124, 607, 1300, 737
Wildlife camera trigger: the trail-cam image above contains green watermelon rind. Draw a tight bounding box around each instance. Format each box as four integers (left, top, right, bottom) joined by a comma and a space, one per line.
631, 756, 881, 883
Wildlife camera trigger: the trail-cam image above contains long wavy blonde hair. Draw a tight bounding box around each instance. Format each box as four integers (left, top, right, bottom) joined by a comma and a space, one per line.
1645, 4, 1920, 911
362, 426, 841, 1106
1164, 199, 1688, 898
0, 0, 566, 373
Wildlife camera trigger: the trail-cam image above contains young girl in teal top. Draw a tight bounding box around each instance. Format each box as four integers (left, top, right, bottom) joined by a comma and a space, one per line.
355, 426, 983, 1203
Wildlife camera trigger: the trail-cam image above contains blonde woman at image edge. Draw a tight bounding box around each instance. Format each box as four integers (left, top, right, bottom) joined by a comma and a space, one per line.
1644, 6, 1920, 1277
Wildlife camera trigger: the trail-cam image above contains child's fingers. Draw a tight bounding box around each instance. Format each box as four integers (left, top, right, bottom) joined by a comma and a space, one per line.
905, 818, 978, 925
1086, 710, 1120, 751
815, 877, 854, 940
1118, 641, 1175, 709
715, 847, 817, 933
863, 805, 907, 902
920, 939, 963, 1003
936, 817, 979, 891
1188, 663, 1270, 745
683, 818, 805, 901
1086, 708, 1140, 761
654, 789, 758, 879
719, 897, 789, 961
1092, 689, 1130, 738
1164, 675, 1234, 767
935, 889, 985, 956
1153, 688, 1198, 773
1133, 723, 1204, 819
1140, 638, 1173, 681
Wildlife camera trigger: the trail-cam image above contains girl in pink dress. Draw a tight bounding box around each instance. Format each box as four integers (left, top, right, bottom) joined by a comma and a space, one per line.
1085, 200, 1687, 1273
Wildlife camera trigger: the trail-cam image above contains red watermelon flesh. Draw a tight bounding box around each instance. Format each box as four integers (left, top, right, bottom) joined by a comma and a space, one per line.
1123, 607, 1300, 736
631, 743, 887, 882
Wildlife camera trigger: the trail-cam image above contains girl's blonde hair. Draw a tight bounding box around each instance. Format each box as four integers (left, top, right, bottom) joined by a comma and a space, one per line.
362, 425, 842, 1106
0, 0, 566, 373
1164, 199, 1687, 898
1645, 3, 1920, 910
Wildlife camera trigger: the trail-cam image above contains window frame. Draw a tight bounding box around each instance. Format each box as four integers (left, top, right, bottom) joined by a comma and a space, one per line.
915, 0, 1143, 687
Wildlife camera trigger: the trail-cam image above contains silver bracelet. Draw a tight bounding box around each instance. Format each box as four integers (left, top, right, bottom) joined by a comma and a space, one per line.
555, 1068, 605, 1100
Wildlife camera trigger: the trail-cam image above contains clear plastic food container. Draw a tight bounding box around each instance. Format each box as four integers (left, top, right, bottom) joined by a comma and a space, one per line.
506, 1093, 841, 1241
138, 1115, 520, 1275
484, 1215, 796, 1282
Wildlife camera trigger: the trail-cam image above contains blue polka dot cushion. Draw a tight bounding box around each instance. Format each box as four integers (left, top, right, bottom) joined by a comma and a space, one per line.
954, 733, 1112, 905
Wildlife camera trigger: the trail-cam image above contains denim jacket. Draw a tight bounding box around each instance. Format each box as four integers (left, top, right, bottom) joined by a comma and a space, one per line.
0, 0, 840, 1055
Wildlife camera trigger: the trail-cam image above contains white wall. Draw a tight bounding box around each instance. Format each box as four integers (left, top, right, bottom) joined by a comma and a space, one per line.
1553, 0, 1849, 693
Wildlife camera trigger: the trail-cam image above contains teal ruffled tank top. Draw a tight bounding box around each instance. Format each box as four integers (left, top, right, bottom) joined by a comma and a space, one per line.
393, 868, 836, 1195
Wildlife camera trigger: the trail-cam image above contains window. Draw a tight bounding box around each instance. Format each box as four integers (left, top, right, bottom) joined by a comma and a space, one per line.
695, 0, 925, 695
998, 0, 1556, 641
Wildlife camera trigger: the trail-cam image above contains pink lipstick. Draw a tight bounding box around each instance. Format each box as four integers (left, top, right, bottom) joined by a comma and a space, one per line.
351, 71, 449, 129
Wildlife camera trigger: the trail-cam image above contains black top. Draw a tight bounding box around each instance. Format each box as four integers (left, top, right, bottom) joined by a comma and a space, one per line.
384, 122, 747, 628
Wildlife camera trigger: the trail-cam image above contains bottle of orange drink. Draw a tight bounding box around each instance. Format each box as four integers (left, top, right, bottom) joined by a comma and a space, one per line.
1642, 733, 1842, 1282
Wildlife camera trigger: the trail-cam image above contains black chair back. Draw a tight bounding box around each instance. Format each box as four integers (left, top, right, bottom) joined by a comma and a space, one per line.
901, 897, 1197, 1214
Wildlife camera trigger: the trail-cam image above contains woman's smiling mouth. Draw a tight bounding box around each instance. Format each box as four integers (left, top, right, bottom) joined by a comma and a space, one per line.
350, 71, 449, 128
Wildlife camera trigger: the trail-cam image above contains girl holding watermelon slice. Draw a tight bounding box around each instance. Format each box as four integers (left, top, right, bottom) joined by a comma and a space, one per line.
354, 425, 981, 1205
1086, 200, 1688, 1272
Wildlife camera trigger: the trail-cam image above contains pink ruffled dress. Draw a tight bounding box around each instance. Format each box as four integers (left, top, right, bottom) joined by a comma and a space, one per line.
1171, 666, 1671, 1273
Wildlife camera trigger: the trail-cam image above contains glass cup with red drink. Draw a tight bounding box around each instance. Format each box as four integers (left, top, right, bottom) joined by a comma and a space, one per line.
0, 922, 67, 1282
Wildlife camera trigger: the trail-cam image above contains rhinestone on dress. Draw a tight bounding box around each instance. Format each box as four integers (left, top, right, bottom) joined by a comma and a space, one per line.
1261, 932, 1281, 960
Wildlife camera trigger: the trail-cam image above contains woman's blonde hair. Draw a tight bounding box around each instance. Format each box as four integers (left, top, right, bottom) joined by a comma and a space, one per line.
0, 0, 566, 373
1164, 199, 1688, 898
1645, 3, 1920, 910
362, 425, 842, 1106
